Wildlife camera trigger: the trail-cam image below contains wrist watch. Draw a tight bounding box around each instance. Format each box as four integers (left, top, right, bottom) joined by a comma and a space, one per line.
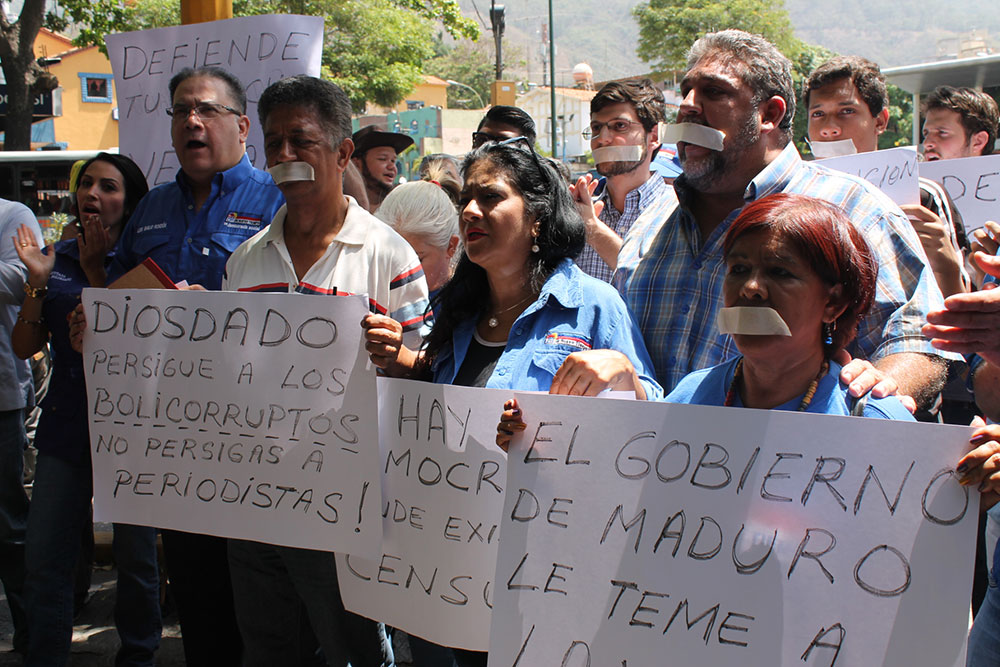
23, 282, 47, 299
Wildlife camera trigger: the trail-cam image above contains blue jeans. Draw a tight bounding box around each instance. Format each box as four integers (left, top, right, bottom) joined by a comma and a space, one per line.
0, 409, 28, 653
228, 539, 393, 667
969, 511, 1000, 666
24, 453, 161, 666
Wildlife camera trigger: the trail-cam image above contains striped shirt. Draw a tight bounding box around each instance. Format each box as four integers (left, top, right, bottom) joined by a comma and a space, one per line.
576, 172, 673, 282
223, 197, 429, 349
615, 142, 957, 392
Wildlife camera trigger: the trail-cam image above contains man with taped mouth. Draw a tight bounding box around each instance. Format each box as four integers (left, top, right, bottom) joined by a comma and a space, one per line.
109, 65, 285, 666
350, 125, 414, 213
570, 79, 678, 283
223, 74, 428, 666
614, 29, 957, 413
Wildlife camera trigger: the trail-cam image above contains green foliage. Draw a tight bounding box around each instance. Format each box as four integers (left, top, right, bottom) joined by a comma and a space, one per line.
881, 83, 913, 149
633, 0, 802, 74
424, 37, 523, 109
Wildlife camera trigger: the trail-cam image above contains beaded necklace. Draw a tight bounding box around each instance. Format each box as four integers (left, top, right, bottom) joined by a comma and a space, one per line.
724, 358, 830, 412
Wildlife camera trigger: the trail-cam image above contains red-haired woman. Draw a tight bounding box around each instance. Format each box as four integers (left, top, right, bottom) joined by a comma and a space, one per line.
664, 193, 914, 418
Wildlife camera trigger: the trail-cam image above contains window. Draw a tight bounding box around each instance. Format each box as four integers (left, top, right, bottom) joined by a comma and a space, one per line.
79, 73, 113, 103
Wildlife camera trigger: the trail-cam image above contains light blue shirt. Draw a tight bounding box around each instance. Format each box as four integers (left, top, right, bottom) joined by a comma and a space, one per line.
432, 259, 663, 399
114, 154, 284, 290
666, 356, 915, 420
0, 199, 41, 411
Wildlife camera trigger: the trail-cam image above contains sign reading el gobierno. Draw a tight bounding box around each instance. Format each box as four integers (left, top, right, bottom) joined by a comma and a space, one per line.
82, 288, 381, 558
490, 393, 976, 667
105, 14, 323, 186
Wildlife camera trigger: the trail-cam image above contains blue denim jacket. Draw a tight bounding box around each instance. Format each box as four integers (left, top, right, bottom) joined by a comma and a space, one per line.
432, 259, 663, 399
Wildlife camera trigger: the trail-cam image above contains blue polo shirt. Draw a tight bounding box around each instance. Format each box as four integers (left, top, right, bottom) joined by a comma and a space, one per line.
113, 154, 284, 290
36, 241, 127, 464
431, 259, 663, 400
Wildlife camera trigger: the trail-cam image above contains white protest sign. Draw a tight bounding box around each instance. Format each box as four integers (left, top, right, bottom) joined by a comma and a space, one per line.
921, 154, 1000, 235
815, 146, 920, 206
337, 379, 508, 651
83, 288, 382, 557
106, 15, 323, 185
490, 394, 976, 667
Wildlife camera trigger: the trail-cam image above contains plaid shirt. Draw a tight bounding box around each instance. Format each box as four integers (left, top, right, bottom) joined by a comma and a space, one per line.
615, 142, 956, 392
576, 172, 673, 282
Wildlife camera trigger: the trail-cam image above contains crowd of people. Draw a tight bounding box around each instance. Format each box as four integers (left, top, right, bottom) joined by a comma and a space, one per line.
0, 25, 999, 667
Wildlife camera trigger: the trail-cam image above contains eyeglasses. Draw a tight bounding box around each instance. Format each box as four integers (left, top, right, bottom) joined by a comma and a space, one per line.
166, 101, 240, 122
582, 118, 645, 140
486, 135, 550, 186
472, 131, 513, 148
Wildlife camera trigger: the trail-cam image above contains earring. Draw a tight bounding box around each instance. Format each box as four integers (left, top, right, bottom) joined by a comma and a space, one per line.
531, 243, 540, 253
823, 321, 834, 347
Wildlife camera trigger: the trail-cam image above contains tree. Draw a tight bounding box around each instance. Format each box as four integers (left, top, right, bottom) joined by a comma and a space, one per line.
425, 37, 523, 110
0, 0, 57, 149
633, 0, 801, 74
55, 0, 479, 113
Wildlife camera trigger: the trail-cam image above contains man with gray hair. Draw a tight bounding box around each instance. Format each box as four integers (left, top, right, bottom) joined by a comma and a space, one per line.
223, 74, 429, 666
616, 29, 956, 409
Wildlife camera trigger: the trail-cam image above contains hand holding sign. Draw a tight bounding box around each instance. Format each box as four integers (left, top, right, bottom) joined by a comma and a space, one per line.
924, 258, 1000, 366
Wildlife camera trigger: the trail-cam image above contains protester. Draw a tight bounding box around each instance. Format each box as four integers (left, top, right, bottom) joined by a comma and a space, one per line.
102, 65, 284, 666
351, 125, 414, 212
375, 180, 459, 298
616, 29, 955, 414
572, 79, 674, 282
364, 139, 661, 663
223, 74, 430, 666
922, 86, 999, 162
471, 105, 536, 149
417, 156, 462, 205
662, 193, 914, 417
11, 153, 161, 666
0, 198, 41, 655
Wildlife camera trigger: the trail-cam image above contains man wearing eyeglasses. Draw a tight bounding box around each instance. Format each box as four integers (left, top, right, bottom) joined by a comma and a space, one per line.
113, 66, 284, 292
572, 79, 675, 283
110, 66, 284, 667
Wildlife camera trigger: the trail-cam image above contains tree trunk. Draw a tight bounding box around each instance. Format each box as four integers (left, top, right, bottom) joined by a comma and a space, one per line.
0, 0, 50, 150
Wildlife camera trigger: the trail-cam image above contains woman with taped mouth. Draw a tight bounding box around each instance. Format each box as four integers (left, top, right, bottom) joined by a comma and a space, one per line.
362, 137, 661, 666
663, 192, 916, 418
11, 153, 163, 665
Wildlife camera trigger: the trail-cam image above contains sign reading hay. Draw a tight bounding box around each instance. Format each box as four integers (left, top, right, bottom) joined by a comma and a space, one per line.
815, 147, 920, 206
83, 288, 381, 557
921, 154, 1000, 235
338, 379, 508, 651
106, 15, 323, 185
490, 394, 976, 667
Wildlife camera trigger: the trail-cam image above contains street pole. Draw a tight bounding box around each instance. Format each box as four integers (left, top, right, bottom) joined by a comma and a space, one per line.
548, 0, 557, 157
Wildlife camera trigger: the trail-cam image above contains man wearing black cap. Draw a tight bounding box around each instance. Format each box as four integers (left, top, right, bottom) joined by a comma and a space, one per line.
351, 125, 414, 212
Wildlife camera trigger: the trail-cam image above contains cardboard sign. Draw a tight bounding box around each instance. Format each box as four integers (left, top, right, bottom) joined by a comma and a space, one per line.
83, 288, 382, 557
490, 394, 976, 667
106, 15, 323, 185
815, 147, 920, 207
337, 379, 509, 651
921, 154, 1000, 234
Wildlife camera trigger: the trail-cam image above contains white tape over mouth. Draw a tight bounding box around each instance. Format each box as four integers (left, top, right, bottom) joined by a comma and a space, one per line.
591, 145, 645, 163
268, 161, 315, 184
659, 123, 725, 151
717, 306, 792, 336
809, 138, 858, 159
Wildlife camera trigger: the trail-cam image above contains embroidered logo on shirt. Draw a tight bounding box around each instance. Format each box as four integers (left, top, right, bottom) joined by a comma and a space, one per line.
543, 332, 592, 350
224, 212, 263, 232
135, 222, 168, 234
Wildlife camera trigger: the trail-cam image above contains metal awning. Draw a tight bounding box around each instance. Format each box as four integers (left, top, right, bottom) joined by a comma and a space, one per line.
882, 54, 1000, 146
883, 54, 1000, 95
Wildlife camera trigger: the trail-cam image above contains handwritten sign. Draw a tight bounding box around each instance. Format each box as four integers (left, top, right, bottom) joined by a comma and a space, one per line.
490, 394, 976, 666
815, 147, 920, 206
106, 15, 323, 185
83, 288, 381, 557
337, 379, 508, 651
921, 154, 1000, 234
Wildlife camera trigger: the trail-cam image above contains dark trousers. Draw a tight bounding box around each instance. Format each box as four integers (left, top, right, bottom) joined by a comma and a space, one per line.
0, 409, 29, 653
161, 530, 242, 666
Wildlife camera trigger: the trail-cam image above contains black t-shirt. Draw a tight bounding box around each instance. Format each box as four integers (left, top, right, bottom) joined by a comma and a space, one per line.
452, 331, 506, 388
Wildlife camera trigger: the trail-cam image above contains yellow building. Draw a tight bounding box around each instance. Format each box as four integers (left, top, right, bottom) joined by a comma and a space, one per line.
34, 28, 119, 150
366, 75, 451, 114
